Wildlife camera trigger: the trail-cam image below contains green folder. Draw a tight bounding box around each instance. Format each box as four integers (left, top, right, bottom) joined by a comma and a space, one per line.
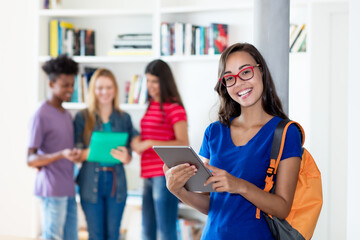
87, 131, 129, 164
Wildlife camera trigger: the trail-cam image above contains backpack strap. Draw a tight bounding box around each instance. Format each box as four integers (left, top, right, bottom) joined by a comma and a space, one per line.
255, 119, 305, 219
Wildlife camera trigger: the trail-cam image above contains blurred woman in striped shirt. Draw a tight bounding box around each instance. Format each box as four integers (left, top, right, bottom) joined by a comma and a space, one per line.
131, 59, 189, 240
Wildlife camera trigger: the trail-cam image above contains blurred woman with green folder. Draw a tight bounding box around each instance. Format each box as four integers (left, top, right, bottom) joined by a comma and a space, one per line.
74, 68, 139, 240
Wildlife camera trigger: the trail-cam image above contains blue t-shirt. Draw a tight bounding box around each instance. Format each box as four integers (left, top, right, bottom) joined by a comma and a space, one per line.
199, 116, 302, 240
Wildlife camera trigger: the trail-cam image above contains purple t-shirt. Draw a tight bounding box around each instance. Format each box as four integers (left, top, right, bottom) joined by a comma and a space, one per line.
29, 102, 75, 197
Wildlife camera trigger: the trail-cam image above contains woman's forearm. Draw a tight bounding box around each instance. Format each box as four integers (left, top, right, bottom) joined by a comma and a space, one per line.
27, 151, 62, 167
174, 188, 210, 215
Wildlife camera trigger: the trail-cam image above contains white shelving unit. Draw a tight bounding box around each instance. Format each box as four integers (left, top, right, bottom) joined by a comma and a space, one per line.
35, 0, 254, 153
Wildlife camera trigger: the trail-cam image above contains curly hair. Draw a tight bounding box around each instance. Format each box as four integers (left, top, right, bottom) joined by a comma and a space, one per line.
215, 43, 288, 126
42, 54, 79, 82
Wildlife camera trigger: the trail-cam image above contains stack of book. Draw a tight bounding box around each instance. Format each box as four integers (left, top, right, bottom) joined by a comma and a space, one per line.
160, 22, 228, 56
289, 23, 307, 52
49, 20, 95, 57
107, 33, 152, 56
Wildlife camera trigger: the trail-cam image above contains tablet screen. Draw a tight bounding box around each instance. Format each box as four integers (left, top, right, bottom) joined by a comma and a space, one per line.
153, 146, 214, 192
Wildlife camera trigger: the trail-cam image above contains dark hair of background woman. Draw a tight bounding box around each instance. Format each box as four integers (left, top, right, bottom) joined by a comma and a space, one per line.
215, 43, 288, 126
145, 59, 184, 110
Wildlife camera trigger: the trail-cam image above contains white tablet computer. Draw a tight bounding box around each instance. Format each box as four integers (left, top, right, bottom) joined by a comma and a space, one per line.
152, 146, 214, 192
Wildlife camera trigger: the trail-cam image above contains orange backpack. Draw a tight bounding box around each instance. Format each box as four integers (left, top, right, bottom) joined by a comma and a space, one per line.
256, 120, 323, 240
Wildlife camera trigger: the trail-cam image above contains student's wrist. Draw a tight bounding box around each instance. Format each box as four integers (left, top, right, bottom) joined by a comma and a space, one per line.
175, 187, 187, 198
237, 178, 248, 195
147, 140, 154, 149
57, 150, 65, 160
82, 149, 89, 161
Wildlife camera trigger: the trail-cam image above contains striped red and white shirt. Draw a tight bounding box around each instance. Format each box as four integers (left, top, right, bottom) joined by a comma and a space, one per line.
140, 101, 187, 178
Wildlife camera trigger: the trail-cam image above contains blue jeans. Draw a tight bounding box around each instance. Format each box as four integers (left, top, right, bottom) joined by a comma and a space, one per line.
142, 176, 178, 240
81, 171, 126, 240
38, 196, 78, 240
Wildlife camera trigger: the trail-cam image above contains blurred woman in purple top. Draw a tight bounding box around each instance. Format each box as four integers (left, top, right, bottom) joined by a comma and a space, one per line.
27, 55, 81, 240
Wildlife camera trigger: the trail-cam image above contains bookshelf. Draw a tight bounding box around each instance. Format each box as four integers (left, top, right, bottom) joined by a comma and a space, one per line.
35, 0, 254, 152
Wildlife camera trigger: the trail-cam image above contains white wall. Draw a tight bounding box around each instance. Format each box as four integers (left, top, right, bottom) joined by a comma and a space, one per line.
306, 2, 349, 239
0, 0, 38, 238
347, 0, 360, 238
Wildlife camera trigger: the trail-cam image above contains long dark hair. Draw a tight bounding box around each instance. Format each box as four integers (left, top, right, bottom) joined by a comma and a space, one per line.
215, 43, 288, 126
145, 59, 184, 109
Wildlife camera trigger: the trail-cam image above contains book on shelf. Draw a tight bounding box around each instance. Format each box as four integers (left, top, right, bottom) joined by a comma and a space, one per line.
289, 24, 297, 40
70, 74, 79, 103
184, 23, 193, 56
210, 23, 228, 55
73, 29, 81, 56
84, 29, 95, 56
49, 20, 59, 57
74, 29, 96, 56
43, 0, 62, 9
132, 75, 141, 104
124, 81, 131, 104
174, 22, 184, 56
291, 27, 307, 52
199, 26, 204, 55
289, 24, 306, 52
43, 0, 50, 9
68, 73, 85, 103
83, 67, 97, 81
127, 75, 137, 104
161, 23, 171, 56
195, 27, 201, 55
138, 75, 148, 105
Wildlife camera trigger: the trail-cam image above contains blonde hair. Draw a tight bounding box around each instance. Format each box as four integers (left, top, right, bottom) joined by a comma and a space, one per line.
83, 68, 121, 145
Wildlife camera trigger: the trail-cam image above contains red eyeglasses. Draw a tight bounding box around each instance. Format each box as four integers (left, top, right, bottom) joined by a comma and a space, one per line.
219, 64, 261, 87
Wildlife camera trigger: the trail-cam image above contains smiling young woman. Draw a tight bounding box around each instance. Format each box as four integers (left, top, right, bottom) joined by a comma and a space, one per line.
163, 43, 302, 240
